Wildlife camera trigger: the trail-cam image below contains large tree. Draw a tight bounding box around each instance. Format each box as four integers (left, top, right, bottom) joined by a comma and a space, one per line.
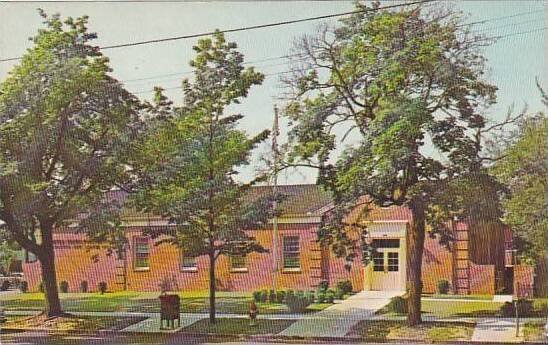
491, 88, 547, 296
283, 1, 497, 325
0, 11, 142, 316
131, 32, 273, 323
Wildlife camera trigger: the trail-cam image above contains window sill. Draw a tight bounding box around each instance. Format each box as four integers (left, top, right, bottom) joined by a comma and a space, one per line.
181, 267, 198, 273
134, 267, 150, 272
230, 268, 248, 273
282, 268, 302, 273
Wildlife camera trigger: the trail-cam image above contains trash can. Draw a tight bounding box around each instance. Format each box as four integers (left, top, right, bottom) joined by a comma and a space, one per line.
159, 294, 180, 329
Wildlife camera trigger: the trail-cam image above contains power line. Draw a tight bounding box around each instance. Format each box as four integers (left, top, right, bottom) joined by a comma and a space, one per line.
129, 24, 547, 94
0, 0, 434, 63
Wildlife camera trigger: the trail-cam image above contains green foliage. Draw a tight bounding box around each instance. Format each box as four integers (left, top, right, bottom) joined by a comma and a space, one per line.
252, 290, 262, 303
492, 115, 547, 264
285, 290, 312, 313
336, 280, 353, 294
316, 291, 326, 303
437, 280, 450, 294
59, 281, 69, 293
276, 290, 286, 304
80, 281, 88, 293
500, 299, 535, 317
325, 289, 336, 303
0, 242, 16, 274
386, 296, 408, 314
97, 282, 107, 294
317, 280, 329, 293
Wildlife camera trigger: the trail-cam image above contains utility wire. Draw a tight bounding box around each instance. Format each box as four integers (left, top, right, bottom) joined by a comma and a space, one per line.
0, 0, 434, 63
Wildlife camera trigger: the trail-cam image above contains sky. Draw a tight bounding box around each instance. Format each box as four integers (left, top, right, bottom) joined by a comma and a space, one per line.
0, 1, 546, 184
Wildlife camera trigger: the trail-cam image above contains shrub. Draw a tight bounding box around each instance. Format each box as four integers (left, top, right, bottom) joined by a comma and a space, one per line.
59, 281, 69, 293
0, 280, 10, 291
334, 288, 345, 300
97, 281, 107, 294
316, 291, 326, 303
269, 289, 276, 303
286, 289, 294, 299
304, 291, 315, 305
38, 282, 44, 293
317, 280, 329, 293
80, 281, 88, 293
276, 290, 286, 304
386, 296, 408, 314
285, 290, 312, 313
437, 279, 450, 294
500, 299, 535, 317
252, 290, 262, 302
20, 281, 28, 293
260, 289, 268, 303
336, 280, 353, 294
326, 289, 336, 303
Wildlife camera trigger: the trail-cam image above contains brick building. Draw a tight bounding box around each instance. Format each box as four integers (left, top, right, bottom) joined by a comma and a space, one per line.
21, 184, 533, 295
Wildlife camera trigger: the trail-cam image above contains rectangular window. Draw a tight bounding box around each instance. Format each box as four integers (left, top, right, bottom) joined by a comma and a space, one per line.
180, 253, 197, 272
230, 255, 247, 272
372, 239, 400, 248
387, 252, 399, 272
373, 251, 384, 272
283, 236, 300, 270
134, 236, 150, 270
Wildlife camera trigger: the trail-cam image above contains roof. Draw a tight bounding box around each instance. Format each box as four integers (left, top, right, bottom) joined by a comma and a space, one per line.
104, 184, 333, 219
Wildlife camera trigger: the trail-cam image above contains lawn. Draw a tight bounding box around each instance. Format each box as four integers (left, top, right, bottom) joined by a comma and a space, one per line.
422, 294, 493, 300
182, 318, 295, 335
523, 322, 545, 342
0, 291, 331, 314
348, 320, 475, 342
422, 300, 504, 318
2, 314, 145, 332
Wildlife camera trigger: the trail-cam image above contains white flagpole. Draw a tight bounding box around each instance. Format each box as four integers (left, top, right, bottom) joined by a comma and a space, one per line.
272, 104, 279, 293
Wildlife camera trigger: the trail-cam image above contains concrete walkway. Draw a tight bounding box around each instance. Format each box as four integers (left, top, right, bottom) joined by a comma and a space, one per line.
278, 290, 403, 338
472, 318, 523, 343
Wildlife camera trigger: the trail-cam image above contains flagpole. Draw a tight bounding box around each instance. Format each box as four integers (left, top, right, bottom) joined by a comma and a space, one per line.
272, 104, 279, 293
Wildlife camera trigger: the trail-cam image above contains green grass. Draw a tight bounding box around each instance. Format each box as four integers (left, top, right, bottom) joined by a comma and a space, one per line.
0, 291, 331, 314
422, 300, 503, 318
3, 314, 144, 332
422, 294, 493, 300
182, 318, 294, 335
349, 320, 475, 342
523, 322, 545, 341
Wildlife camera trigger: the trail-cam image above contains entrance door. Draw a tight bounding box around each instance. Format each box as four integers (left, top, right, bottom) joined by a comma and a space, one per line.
371, 248, 403, 291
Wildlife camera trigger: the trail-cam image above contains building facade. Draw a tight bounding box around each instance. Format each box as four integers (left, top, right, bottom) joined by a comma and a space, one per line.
21, 185, 533, 295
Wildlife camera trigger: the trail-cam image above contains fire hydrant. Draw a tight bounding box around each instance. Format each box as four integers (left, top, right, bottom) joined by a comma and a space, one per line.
248, 301, 258, 326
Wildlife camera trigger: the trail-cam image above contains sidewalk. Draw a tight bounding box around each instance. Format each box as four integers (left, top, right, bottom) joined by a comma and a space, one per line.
278, 290, 403, 338
472, 318, 524, 343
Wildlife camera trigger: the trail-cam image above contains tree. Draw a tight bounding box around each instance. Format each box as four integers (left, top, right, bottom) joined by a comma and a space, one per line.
0, 241, 16, 275
0, 11, 142, 316
491, 87, 547, 296
283, 2, 497, 325
131, 32, 273, 323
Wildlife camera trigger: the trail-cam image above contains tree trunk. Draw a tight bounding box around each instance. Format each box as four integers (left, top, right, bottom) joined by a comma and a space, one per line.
407, 199, 426, 326
38, 232, 63, 317
208, 253, 216, 324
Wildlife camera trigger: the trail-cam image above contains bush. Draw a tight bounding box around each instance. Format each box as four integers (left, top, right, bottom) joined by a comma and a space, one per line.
317, 280, 329, 293
334, 288, 345, 300
20, 280, 28, 293
285, 290, 312, 313
252, 290, 262, 303
276, 290, 286, 304
386, 296, 408, 314
0, 280, 10, 291
316, 291, 326, 303
500, 299, 535, 317
80, 281, 88, 293
38, 282, 44, 293
269, 289, 276, 303
260, 289, 268, 302
304, 291, 315, 305
437, 279, 450, 294
286, 289, 294, 299
59, 281, 69, 293
97, 281, 107, 294
336, 280, 353, 294
326, 289, 335, 303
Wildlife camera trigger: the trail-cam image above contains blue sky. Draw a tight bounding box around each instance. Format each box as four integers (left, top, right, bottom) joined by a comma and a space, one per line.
0, 1, 545, 184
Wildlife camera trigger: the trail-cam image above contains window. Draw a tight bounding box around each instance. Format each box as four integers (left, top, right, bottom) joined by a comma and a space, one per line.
283, 236, 300, 270
230, 255, 247, 272
372, 239, 400, 248
180, 253, 197, 272
134, 236, 150, 270
387, 252, 399, 272
373, 251, 384, 272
